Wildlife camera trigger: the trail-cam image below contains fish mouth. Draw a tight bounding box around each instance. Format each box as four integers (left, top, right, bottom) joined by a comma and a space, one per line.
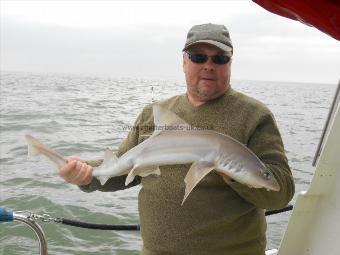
268, 180, 281, 191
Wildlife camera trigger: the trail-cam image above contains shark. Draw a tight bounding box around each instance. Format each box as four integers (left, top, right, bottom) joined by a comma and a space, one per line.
26, 105, 280, 205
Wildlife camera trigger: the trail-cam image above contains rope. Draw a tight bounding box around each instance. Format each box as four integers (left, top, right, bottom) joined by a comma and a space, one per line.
61, 219, 140, 230
2, 205, 293, 230
265, 205, 293, 216
60, 205, 293, 230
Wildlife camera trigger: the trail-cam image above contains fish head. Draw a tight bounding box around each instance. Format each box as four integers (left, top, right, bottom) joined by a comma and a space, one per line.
217, 159, 280, 191
254, 167, 281, 191
232, 166, 280, 191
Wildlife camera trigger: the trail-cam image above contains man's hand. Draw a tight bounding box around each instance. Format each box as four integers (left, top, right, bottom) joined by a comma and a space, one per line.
59, 156, 93, 186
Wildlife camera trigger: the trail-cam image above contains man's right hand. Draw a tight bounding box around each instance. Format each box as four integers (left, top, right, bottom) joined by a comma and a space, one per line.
58, 156, 93, 186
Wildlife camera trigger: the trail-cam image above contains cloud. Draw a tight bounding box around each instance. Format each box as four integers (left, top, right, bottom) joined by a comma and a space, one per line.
1, 1, 339, 83
1, 18, 184, 78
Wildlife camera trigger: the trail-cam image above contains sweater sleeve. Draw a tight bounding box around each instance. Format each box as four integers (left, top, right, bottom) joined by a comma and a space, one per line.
228, 111, 295, 210
79, 112, 143, 192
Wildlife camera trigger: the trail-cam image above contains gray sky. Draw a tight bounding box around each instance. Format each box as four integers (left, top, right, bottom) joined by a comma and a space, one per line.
1, 0, 339, 84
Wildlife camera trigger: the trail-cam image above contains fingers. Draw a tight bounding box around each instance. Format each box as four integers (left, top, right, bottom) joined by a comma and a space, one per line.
58, 157, 93, 186
74, 161, 93, 186
67, 156, 82, 163
59, 160, 77, 180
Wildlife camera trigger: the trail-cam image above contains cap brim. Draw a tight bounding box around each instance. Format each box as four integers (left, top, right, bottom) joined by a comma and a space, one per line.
183, 40, 233, 52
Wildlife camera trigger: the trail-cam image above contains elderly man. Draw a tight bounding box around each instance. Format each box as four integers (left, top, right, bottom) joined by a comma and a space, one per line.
59, 23, 294, 255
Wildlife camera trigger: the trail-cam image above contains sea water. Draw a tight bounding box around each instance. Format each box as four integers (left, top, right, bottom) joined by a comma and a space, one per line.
0, 71, 336, 254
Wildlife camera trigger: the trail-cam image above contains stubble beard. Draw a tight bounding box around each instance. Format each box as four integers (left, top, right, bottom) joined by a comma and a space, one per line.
188, 82, 228, 102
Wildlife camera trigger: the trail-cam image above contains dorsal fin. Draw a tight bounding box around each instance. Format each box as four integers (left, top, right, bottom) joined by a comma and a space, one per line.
101, 149, 118, 167
152, 105, 191, 134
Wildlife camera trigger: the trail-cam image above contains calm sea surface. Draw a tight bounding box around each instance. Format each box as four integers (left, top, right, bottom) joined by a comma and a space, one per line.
0, 71, 337, 254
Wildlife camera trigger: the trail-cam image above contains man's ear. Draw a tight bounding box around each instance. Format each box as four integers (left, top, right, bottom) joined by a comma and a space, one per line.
182, 54, 187, 73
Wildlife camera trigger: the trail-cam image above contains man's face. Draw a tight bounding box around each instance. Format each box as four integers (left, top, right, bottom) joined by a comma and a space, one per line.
183, 43, 232, 105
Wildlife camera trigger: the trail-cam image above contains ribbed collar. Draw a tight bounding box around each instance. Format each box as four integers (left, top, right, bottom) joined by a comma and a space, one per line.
180, 86, 234, 112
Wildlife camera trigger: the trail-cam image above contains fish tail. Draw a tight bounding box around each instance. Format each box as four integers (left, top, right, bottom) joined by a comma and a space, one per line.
25, 134, 67, 168
26, 134, 44, 157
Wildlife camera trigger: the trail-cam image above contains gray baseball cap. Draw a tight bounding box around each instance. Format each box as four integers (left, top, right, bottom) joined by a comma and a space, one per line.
183, 23, 233, 52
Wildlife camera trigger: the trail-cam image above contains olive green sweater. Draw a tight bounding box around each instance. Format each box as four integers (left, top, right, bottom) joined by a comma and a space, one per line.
81, 87, 295, 255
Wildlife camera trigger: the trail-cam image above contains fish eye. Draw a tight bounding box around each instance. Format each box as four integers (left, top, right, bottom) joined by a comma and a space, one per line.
263, 172, 271, 180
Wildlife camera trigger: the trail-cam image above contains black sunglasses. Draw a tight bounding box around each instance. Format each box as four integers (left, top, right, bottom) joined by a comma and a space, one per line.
185, 52, 231, 65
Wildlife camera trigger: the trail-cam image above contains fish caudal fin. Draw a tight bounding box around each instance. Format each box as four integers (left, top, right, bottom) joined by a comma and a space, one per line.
125, 165, 161, 185
182, 161, 215, 205
25, 134, 67, 169
26, 134, 44, 157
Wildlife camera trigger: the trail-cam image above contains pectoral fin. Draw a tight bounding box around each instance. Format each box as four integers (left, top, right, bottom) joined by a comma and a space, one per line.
182, 161, 215, 205
125, 165, 161, 185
